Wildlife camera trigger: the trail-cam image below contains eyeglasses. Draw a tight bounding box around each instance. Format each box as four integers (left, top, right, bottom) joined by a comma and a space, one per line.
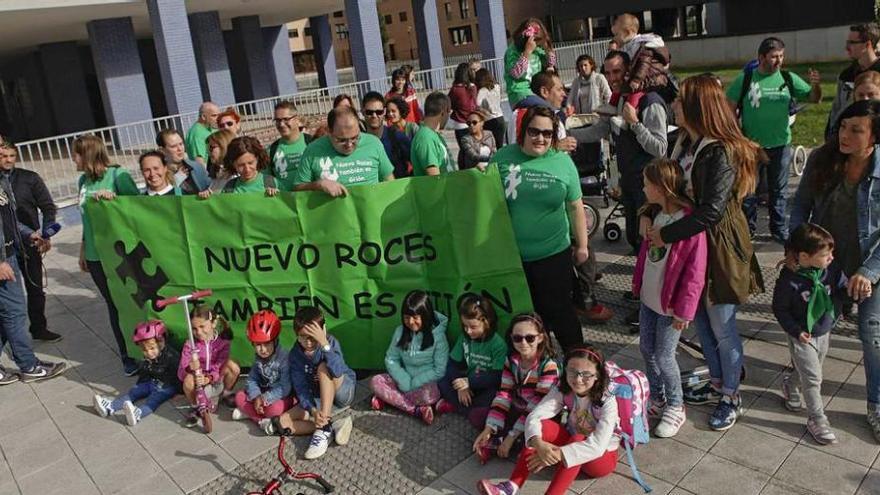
332, 135, 359, 145
273, 116, 297, 124
565, 369, 597, 381
467, 120, 481, 126
363, 109, 386, 117
511, 334, 539, 344
526, 127, 554, 140
846, 40, 867, 46
219, 121, 235, 128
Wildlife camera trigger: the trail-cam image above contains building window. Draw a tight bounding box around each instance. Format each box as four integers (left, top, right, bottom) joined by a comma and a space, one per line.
335, 24, 348, 39
448, 26, 474, 46
333, 10, 343, 18
289, 28, 299, 38
384, 14, 393, 25
444, 2, 453, 21
399, 11, 408, 22
459, 0, 470, 19
304, 27, 312, 37
388, 43, 397, 60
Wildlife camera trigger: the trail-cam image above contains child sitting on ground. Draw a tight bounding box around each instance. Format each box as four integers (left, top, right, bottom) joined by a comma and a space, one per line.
772, 223, 848, 445
269, 306, 355, 460
94, 320, 181, 426
232, 310, 294, 432
437, 293, 507, 428
370, 290, 449, 425
178, 305, 240, 428
611, 13, 673, 108
473, 313, 560, 464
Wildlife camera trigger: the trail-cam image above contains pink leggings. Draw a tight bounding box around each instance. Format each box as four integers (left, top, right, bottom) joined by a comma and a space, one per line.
234, 390, 295, 422
369, 373, 441, 414
510, 419, 618, 495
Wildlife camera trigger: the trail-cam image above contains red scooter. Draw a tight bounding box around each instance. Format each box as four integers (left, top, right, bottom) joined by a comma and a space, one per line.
247, 435, 334, 495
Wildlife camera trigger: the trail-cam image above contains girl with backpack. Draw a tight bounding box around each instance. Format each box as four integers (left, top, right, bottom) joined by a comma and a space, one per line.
477, 346, 619, 495
633, 158, 707, 438
472, 313, 559, 465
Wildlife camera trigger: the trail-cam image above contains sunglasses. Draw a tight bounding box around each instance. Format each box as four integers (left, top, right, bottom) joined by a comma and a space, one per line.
565, 369, 597, 380
219, 121, 235, 128
526, 127, 554, 140
511, 334, 539, 344
467, 120, 482, 126
364, 109, 386, 117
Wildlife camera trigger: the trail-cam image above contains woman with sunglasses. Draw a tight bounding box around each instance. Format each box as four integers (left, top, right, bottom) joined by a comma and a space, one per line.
459, 109, 496, 170
487, 106, 588, 353
473, 313, 559, 465
217, 108, 242, 136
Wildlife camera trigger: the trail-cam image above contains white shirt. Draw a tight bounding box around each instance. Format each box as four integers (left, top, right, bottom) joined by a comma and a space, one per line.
146, 184, 174, 196
640, 209, 685, 316
477, 86, 503, 119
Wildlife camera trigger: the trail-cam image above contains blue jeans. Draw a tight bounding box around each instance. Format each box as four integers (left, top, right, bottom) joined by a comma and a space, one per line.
0, 256, 36, 371
743, 145, 791, 237
313, 372, 356, 411
111, 381, 178, 418
694, 301, 743, 396
639, 305, 684, 407
859, 289, 880, 407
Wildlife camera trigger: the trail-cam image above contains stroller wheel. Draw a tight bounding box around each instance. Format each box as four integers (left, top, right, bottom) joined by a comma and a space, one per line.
604, 223, 622, 242
791, 145, 807, 176
582, 202, 601, 238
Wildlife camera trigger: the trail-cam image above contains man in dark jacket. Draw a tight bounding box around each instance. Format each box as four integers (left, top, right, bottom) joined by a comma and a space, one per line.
0, 140, 59, 342
825, 23, 880, 140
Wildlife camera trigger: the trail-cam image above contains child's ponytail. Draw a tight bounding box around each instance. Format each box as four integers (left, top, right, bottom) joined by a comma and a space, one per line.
190, 303, 233, 340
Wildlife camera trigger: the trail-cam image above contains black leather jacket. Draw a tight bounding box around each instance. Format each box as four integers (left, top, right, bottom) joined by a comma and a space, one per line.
9, 168, 56, 232
138, 345, 182, 389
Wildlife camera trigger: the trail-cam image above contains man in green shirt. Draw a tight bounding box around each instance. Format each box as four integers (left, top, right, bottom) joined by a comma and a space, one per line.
266, 101, 310, 191
411, 92, 456, 177
185, 101, 219, 165
725, 37, 821, 243
294, 107, 394, 197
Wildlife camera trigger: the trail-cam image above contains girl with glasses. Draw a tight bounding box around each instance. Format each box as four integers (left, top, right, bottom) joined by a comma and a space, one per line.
478, 346, 617, 495
472, 313, 559, 465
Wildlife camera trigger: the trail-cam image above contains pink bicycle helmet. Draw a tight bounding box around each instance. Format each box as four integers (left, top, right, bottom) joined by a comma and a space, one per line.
133, 319, 166, 344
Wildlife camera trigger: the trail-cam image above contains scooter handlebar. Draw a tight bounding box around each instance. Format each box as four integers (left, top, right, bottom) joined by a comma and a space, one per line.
156, 289, 213, 309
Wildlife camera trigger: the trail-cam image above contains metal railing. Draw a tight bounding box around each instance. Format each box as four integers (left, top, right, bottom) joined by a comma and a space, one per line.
16, 39, 609, 206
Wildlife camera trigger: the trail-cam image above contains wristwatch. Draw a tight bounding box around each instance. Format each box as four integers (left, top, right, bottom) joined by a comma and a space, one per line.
322, 343, 331, 352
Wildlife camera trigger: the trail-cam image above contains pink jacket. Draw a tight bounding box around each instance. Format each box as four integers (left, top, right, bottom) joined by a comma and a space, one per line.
632, 208, 708, 321
177, 337, 230, 384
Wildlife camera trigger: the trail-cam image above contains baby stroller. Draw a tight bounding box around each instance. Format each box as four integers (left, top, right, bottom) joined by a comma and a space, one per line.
571, 140, 625, 242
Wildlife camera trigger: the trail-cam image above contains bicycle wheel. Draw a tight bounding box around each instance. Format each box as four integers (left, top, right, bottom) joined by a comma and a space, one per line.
791, 145, 807, 176
583, 201, 600, 238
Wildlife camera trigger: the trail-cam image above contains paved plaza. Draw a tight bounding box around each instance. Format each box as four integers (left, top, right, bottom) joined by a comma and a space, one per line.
1, 200, 879, 495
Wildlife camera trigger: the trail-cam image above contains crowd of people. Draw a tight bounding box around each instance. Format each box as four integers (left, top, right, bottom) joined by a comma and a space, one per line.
0, 14, 879, 495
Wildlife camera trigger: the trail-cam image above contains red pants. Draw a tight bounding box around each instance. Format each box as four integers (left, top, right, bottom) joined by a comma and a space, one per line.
234, 390, 295, 423
510, 419, 617, 495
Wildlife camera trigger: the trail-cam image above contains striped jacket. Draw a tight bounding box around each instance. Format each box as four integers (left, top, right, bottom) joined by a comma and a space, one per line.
486, 354, 560, 434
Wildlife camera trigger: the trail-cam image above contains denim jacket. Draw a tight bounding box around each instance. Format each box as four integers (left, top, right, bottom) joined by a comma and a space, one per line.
289, 336, 355, 411
245, 347, 291, 406
790, 145, 880, 284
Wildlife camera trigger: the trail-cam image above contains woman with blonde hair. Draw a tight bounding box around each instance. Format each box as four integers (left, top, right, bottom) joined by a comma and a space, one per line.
645, 74, 763, 431
854, 70, 880, 101
74, 134, 140, 376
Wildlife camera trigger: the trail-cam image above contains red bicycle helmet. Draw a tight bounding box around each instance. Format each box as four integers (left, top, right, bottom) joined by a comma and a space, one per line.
247, 310, 282, 344
133, 319, 166, 344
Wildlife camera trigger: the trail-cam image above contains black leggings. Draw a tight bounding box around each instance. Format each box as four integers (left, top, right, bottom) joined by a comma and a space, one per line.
483, 116, 507, 148
17, 245, 47, 336
522, 248, 584, 352
86, 259, 130, 363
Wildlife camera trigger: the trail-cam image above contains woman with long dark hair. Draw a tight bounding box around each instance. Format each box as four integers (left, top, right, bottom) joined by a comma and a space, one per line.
448, 62, 478, 148
790, 99, 880, 442
647, 75, 763, 431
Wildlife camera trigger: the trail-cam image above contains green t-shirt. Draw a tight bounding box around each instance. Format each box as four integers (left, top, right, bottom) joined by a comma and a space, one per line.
78, 167, 139, 261
229, 173, 268, 194
185, 122, 214, 161
504, 45, 546, 107
449, 332, 507, 375
266, 135, 308, 191
294, 134, 394, 187
489, 145, 582, 262
725, 69, 812, 148
410, 126, 456, 176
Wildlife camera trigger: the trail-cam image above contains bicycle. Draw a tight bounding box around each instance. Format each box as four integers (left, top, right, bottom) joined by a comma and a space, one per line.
247, 435, 334, 495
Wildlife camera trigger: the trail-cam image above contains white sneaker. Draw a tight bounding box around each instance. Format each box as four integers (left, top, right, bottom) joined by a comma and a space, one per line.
122, 401, 142, 426
654, 405, 686, 438
304, 428, 332, 459
646, 399, 666, 420
258, 418, 273, 435
231, 408, 245, 421
93, 394, 114, 418
334, 416, 353, 446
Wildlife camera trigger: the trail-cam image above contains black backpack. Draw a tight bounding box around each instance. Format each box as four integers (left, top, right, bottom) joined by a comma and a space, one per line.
736, 67, 798, 117
267, 134, 313, 178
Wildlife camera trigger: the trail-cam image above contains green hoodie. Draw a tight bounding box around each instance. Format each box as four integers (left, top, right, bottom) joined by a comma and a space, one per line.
384, 312, 450, 392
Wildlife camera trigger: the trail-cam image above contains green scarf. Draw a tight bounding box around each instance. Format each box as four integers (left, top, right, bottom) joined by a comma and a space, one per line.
798, 267, 834, 333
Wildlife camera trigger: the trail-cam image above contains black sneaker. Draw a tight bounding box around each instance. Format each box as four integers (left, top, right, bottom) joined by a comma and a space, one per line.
0, 366, 20, 385
625, 309, 640, 334
31, 330, 63, 343
684, 382, 723, 405
20, 360, 66, 383
623, 290, 640, 302
123, 358, 139, 377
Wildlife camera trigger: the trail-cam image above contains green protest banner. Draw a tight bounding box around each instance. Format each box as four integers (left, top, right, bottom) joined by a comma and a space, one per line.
88, 167, 533, 369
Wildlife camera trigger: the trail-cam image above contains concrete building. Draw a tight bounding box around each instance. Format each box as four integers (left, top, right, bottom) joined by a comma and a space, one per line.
0, 0, 512, 142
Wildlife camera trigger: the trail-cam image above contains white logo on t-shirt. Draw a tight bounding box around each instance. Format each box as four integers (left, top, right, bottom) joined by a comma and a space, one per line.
319, 157, 339, 181
748, 81, 762, 109
274, 151, 287, 178
505, 165, 522, 200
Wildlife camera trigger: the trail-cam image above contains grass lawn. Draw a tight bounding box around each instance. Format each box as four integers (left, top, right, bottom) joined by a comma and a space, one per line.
677, 61, 851, 148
